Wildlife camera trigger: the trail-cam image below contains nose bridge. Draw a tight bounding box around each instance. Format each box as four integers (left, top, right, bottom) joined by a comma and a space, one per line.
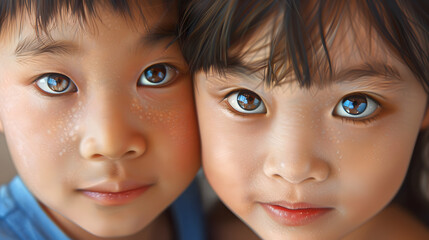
80, 87, 146, 161
89, 88, 129, 133
263, 108, 330, 184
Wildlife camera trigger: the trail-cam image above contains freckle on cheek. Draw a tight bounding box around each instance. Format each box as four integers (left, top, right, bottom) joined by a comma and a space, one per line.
130, 98, 179, 128
51, 105, 83, 157
129, 98, 196, 148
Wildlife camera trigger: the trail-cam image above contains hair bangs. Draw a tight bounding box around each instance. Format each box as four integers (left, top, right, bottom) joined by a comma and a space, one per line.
181, 0, 429, 91
0, 0, 178, 39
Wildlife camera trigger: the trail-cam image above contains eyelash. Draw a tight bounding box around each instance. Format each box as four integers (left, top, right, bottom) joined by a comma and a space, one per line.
222, 102, 255, 117
340, 115, 379, 125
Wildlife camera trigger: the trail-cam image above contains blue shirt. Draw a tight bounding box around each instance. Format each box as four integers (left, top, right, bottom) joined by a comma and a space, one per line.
0, 176, 206, 240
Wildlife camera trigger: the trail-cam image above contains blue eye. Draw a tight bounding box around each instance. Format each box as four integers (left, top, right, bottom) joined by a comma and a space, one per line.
227, 90, 267, 114
138, 63, 178, 86
334, 93, 379, 118
35, 73, 77, 95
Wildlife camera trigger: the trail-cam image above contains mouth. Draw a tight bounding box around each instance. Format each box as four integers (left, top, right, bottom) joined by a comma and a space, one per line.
78, 181, 153, 206
260, 202, 332, 226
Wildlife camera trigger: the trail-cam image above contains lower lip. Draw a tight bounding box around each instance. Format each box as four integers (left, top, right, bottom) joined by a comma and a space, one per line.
81, 186, 150, 206
261, 203, 331, 226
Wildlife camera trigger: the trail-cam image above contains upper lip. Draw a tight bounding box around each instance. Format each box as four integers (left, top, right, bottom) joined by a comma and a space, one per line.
78, 180, 153, 193
262, 201, 329, 210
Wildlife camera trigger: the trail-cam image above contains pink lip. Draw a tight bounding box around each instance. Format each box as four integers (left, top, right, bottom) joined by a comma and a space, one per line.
261, 202, 332, 226
78, 181, 152, 206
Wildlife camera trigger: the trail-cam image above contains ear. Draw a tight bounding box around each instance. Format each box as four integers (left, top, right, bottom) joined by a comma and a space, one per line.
421, 106, 429, 130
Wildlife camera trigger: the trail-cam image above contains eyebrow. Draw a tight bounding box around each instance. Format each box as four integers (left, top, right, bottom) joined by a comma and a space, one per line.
333, 62, 401, 83
15, 36, 79, 60
14, 21, 178, 61
138, 23, 177, 48
223, 60, 403, 88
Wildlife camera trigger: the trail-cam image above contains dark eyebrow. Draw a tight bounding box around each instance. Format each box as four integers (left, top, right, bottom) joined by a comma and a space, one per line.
139, 22, 177, 48
15, 36, 79, 60
218, 61, 404, 91
334, 62, 401, 83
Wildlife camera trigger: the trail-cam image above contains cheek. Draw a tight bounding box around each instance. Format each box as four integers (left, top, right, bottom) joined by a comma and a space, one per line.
198, 103, 264, 212
163, 101, 200, 173
0, 92, 82, 192
201, 130, 247, 213
134, 84, 200, 175
333, 121, 420, 214
131, 96, 194, 146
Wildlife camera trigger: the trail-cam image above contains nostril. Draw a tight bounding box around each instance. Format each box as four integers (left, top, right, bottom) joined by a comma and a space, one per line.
124, 150, 137, 158
80, 135, 146, 160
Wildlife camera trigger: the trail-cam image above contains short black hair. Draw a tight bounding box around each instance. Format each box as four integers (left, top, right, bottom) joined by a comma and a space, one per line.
0, 0, 186, 38
180, 0, 429, 90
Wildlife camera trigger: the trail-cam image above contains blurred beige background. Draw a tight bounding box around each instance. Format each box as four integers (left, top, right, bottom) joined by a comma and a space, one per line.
0, 133, 16, 184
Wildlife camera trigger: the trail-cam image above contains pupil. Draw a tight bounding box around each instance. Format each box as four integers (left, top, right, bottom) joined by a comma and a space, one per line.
47, 75, 70, 92
237, 90, 261, 111
342, 94, 367, 115
145, 65, 166, 83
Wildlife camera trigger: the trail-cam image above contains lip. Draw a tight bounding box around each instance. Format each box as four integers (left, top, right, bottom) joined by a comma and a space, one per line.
261, 202, 332, 226
78, 181, 152, 206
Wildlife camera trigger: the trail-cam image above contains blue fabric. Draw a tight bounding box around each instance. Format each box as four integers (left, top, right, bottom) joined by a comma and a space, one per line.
0, 177, 69, 240
0, 176, 206, 240
171, 180, 206, 240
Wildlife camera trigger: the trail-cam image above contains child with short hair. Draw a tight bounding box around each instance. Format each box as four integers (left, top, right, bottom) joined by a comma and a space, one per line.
180, 0, 429, 239
0, 0, 204, 239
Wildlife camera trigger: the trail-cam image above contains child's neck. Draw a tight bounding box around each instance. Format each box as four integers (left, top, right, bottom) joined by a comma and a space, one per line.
344, 203, 429, 240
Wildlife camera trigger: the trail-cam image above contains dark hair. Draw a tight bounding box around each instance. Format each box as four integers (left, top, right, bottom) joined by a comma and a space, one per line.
180, 0, 429, 90
0, 0, 186, 38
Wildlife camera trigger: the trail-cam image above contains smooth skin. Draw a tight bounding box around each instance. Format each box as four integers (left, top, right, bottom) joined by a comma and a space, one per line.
195, 10, 429, 240
0, 3, 200, 240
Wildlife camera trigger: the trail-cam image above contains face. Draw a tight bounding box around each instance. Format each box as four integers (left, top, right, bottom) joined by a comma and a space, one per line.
0, 3, 200, 238
194, 13, 429, 240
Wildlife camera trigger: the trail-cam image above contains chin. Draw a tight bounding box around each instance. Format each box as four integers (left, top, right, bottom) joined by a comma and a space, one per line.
255, 227, 344, 240
81, 219, 145, 238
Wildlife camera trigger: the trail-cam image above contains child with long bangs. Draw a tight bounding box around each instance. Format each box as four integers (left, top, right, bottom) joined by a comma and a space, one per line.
180, 0, 429, 239
0, 0, 205, 239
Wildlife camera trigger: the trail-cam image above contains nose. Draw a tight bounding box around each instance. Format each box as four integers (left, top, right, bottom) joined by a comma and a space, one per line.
263, 123, 330, 184
79, 92, 146, 161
